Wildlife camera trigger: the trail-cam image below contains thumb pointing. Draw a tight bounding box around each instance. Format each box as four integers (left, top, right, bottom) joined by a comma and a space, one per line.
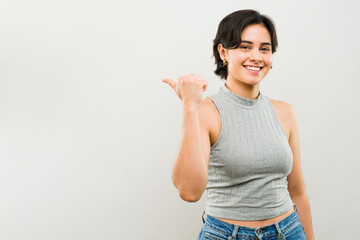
162, 78, 176, 91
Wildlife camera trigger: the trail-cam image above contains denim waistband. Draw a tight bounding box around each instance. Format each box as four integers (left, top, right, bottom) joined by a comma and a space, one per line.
201, 204, 300, 239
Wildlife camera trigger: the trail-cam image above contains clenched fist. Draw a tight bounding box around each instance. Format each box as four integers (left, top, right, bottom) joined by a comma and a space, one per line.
162, 74, 208, 108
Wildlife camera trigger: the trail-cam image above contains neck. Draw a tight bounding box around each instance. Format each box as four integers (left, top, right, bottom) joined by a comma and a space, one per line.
225, 80, 260, 100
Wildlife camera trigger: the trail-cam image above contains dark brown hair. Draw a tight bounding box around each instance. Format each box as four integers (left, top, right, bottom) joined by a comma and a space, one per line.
213, 9, 278, 80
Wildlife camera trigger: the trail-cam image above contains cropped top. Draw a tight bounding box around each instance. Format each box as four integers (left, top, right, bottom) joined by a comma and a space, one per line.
205, 84, 294, 220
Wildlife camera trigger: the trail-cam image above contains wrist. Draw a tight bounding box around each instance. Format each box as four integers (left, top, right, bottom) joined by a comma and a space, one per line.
182, 102, 200, 113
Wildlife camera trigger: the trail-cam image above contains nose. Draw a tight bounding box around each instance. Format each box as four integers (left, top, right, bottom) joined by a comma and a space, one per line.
249, 51, 263, 63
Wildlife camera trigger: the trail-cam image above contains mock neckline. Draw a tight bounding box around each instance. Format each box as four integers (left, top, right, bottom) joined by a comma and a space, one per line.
221, 84, 263, 109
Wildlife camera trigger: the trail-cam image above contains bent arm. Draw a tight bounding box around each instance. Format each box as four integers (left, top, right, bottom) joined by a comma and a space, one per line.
171, 100, 211, 202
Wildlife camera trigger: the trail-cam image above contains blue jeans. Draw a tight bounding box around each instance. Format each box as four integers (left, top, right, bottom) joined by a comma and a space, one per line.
197, 204, 306, 240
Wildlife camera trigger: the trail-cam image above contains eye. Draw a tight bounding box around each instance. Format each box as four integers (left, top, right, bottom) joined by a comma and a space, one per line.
261, 47, 270, 52
240, 45, 251, 49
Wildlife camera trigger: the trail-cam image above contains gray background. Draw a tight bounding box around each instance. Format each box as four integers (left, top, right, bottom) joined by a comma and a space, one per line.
0, 0, 359, 239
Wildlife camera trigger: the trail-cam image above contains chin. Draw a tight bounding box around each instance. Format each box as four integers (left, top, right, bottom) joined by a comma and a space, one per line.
245, 77, 263, 85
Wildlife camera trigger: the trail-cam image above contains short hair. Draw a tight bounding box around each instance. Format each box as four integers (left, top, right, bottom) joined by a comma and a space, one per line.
213, 9, 278, 80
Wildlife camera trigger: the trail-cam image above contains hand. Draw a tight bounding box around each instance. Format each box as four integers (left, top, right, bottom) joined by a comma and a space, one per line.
162, 74, 208, 107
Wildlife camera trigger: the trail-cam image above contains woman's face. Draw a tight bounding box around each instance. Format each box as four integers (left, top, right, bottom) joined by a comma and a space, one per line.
219, 24, 273, 86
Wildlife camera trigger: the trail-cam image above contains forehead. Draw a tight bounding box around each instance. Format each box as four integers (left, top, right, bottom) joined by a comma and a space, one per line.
241, 24, 271, 42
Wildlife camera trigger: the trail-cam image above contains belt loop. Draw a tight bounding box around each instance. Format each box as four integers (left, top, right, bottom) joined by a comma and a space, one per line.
228, 225, 239, 240
274, 222, 284, 240
202, 211, 206, 223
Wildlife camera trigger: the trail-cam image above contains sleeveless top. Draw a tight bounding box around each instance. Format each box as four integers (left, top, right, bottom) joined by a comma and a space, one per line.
205, 84, 294, 220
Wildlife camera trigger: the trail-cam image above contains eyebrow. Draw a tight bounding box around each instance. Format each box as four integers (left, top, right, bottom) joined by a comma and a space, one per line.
240, 40, 272, 46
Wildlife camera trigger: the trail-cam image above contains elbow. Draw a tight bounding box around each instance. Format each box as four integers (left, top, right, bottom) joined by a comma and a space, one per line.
172, 172, 207, 202
176, 182, 206, 202
179, 190, 202, 202
173, 178, 204, 202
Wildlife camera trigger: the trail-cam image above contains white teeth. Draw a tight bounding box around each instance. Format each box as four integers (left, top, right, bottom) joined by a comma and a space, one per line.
245, 66, 261, 71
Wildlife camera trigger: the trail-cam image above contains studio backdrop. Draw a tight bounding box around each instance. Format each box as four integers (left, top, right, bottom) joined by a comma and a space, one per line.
0, 0, 359, 239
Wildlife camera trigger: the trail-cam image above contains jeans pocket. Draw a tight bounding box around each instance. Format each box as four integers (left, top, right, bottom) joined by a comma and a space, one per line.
204, 232, 228, 240
283, 221, 306, 239
203, 225, 228, 240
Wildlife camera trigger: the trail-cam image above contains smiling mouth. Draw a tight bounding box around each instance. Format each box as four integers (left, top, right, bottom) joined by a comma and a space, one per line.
243, 65, 263, 71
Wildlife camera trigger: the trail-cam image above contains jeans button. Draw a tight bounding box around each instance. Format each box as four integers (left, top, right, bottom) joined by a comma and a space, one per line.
257, 229, 262, 234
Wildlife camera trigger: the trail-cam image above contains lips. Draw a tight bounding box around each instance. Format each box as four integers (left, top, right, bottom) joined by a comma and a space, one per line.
243, 65, 263, 74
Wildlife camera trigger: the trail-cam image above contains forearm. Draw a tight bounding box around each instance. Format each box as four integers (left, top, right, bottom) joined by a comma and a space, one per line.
172, 105, 207, 200
291, 193, 315, 240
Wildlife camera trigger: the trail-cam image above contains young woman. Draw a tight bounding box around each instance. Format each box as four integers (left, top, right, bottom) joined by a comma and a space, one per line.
163, 9, 315, 240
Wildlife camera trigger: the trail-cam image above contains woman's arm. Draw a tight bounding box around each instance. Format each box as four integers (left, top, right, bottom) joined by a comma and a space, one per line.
163, 74, 211, 202
171, 101, 211, 202
286, 104, 315, 240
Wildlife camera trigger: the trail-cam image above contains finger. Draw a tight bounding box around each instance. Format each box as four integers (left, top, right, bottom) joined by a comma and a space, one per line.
162, 78, 177, 91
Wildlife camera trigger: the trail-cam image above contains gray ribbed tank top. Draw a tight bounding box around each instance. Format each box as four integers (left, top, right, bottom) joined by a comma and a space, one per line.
205, 84, 294, 221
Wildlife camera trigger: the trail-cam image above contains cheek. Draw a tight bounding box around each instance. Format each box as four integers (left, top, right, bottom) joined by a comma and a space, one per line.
230, 52, 248, 63
264, 55, 272, 65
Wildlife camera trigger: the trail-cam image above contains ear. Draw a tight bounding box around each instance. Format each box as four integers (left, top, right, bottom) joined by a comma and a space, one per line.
217, 43, 228, 61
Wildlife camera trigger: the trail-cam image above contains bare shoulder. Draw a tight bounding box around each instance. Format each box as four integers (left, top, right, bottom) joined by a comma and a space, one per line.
199, 97, 219, 127
269, 98, 294, 113
199, 97, 221, 147
269, 98, 296, 140
270, 97, 298, 118
200, 96, 217, 110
